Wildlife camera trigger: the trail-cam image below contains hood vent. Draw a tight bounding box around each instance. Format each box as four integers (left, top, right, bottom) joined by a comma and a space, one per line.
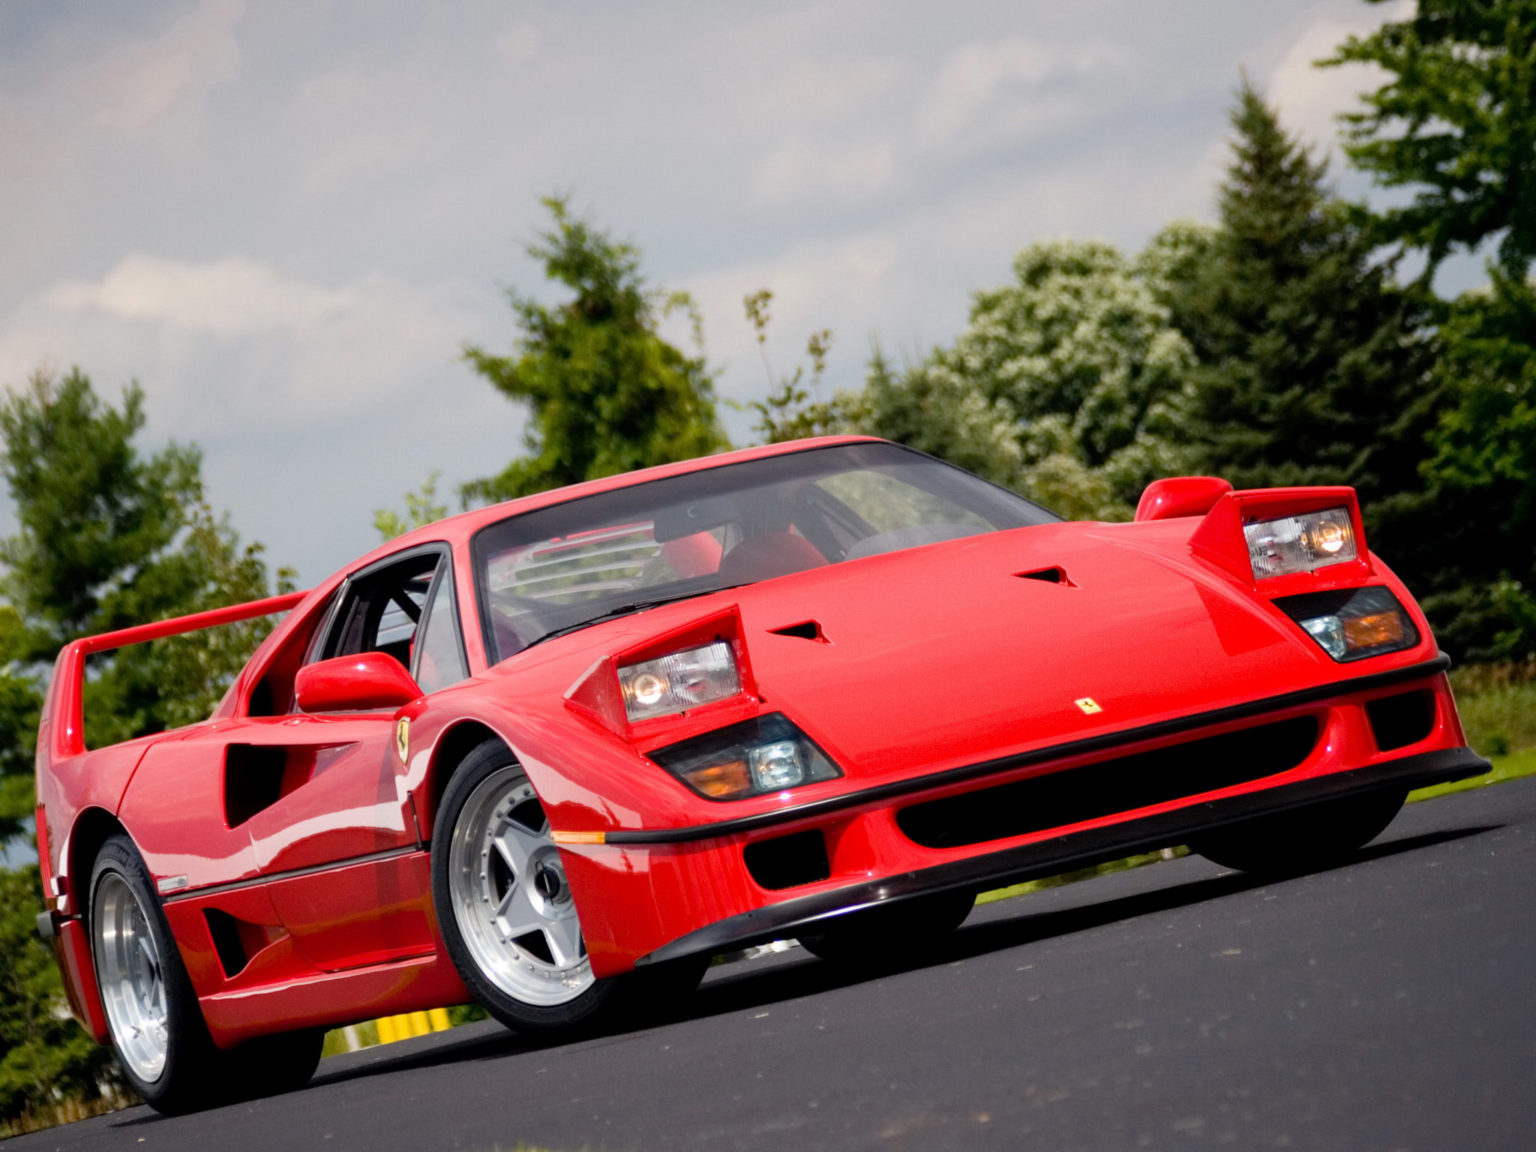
1015, 566, 1072, 585
769, 620, 827, 643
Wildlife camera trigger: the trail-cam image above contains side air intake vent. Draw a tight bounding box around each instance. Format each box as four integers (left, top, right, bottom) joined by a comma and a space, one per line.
223, 745, 286, 828
203, 909, 279, 978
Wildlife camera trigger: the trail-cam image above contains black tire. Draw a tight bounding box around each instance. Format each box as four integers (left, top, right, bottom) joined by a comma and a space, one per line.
90, 834, 220, 1113
89, 835, 324, 1113
431, 741, 620, 1033
1190, 788, 1407, 876
798, 889, 976, 965
223, 1028, 326, 1098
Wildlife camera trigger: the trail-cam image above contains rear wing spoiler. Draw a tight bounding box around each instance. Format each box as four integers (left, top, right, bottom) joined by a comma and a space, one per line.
37, 589, 311, 771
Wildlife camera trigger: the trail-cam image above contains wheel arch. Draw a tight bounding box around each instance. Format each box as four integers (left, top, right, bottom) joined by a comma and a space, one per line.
50, 807, 130, 1044
422, 720, 511, 842
68, 806, 130, 920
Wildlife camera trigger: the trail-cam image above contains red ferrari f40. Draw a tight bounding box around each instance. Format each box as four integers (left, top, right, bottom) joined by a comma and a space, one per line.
33, 438, 1487, 1111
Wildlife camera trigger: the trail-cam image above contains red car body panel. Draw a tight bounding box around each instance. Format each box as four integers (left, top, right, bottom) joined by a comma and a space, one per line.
34, 437, 1487, 1045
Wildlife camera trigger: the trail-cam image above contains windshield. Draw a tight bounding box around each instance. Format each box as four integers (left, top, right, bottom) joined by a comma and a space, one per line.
473, 442, 1058, 661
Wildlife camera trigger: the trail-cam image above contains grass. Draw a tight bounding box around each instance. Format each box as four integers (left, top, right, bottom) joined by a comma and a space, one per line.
1409, 746, 1536, 802
1449, 660, 1536, 758
0, 1093, 128, 1138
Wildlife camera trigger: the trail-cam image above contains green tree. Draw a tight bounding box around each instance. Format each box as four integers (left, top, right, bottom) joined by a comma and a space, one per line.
0, 368, 289, 1131
861, 347, 1025, 491
374, 471, 449, 541
1322, 0, 1536, 280
461, 198, 727, 504
1416, 270, 1536, 660
0, 369, 291, 749
860, 235, 1198, 519
0, 864, 123, 1131
1169, 83, 1438, 554
0, 609, 42, 845
743, 289, 858, 443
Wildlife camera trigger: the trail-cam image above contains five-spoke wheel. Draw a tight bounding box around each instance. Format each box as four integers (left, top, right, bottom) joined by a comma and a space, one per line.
432, 742, 618, 1031
93, 867, 170, 1084
90, 833, 323, 1114
447, 767, 594, 1007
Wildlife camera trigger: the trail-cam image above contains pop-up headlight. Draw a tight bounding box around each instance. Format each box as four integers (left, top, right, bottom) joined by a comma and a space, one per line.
1276, 586, 1418, 662
1244, 507, 1358, 580
648, 713, 842, 800
617, 641, 741, 723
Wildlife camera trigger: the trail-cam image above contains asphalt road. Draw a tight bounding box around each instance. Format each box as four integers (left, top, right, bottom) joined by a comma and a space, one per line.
9, 777, 1534, 1152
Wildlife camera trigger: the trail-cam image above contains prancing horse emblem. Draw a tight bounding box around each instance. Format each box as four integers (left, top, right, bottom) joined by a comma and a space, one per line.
1074, 697, 1102, 715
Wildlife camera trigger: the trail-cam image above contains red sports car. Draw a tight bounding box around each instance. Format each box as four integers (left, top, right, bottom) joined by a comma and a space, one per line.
34, 437, 1486, 1111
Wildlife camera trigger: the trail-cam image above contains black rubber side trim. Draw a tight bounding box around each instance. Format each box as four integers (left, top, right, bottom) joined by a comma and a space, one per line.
611, 655, 1453, 845
633, 745, 1488, 966
159, 846, 422, 903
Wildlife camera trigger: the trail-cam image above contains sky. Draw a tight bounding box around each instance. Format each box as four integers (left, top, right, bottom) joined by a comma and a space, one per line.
0, 0, 1433, 587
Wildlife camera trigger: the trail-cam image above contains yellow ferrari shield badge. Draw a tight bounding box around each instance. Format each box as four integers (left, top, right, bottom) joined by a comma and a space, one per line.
1074, 697, 1102, 715
395, 717, 411, 764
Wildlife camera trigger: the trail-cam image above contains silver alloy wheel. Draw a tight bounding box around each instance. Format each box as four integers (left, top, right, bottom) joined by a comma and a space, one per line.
447, 767, 594, 1006
93, 871, 169, 1082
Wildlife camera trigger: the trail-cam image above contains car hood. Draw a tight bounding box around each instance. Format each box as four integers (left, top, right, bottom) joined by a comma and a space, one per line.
719, 520, 1347, 782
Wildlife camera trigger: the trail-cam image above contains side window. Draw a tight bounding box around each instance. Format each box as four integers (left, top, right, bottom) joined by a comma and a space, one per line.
412, 565, 469, 694
319, 553, 441, 669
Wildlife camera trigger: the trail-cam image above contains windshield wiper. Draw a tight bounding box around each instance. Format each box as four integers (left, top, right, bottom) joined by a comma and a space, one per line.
523, 585, 746, 649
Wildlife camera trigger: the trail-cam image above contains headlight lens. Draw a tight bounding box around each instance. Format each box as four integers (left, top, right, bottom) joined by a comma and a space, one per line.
617, 641, 741, 722
1276, 586, 1418, 662
1244, 507, 1357, 579
648, 713, 842, 800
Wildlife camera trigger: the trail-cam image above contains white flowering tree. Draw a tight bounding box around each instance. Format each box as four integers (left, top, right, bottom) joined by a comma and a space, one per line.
863, 231, 1205, 520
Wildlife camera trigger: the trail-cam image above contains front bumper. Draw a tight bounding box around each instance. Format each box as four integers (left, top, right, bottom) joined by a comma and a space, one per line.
558, 656, 1488, 976
634, 745, 1485, 965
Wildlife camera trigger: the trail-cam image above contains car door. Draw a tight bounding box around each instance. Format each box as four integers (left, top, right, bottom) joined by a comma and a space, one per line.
245, 545, 471, 971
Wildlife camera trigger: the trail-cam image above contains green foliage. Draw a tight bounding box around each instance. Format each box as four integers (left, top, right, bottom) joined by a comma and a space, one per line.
1168, 84, 1437, 560
0, 864, 124, 1129
0, 369, 292, 753
1322, 0, 1536, 279
1449, 660, 1536, 755
0, 370, 201, 659
0, 370, 289, 1132
861, 347, 1025, 491
461, 198, 727, 504
375, 471, 449, 541
743, 289, 856, 443
860, 233, 1199, 518
1414, 271, 1536, 660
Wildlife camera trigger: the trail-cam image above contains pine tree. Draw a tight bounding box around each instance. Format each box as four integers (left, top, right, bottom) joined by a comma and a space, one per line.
1172, 83, 1437, 551
461, 198, 727, 504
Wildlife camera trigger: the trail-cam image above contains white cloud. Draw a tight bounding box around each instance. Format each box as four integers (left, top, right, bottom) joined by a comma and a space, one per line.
735, 54, 907, 128
84, 0, 244, 137
1263, 2, 1412, 150
43, 255, 355, 336
751, 138, 897, 209
4, 256, 484, 434
919, 37, 1129, 148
